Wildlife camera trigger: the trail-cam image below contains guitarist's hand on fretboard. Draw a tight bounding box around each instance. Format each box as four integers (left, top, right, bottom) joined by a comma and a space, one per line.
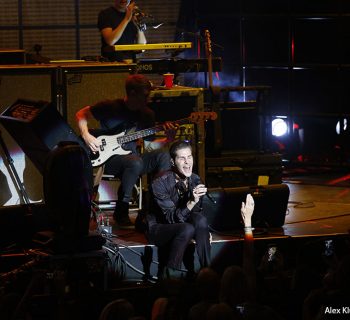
163, 121, 179, 142
82, 131, 101, 153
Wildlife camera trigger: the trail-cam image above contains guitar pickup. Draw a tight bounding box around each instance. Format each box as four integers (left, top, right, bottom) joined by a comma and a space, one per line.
100, 138, 106, 151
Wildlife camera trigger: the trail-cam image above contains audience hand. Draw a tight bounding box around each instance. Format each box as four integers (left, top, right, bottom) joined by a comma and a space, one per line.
241, 193, 255, 227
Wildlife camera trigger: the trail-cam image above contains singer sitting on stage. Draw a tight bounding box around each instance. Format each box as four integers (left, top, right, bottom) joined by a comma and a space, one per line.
98, 0, 146, 62
146, 140, 211, 279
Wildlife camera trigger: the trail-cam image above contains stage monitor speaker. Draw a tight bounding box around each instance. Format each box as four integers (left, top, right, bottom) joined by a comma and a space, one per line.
0, 68, 57, 204
202, 184, 289, 231
0, 99, 85, 174
62, 67, 130, 134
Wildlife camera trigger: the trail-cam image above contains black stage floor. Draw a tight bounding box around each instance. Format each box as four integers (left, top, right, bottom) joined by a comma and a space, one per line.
1, 171, 350, 281
109, 181, 350, 245
93, 172, 350, 281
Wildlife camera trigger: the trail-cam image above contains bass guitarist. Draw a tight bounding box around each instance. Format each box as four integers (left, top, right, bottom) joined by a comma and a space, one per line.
76, 74, 176, 228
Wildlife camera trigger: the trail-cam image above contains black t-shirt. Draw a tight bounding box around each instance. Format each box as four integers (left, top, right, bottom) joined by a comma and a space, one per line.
97, 6, 138, 61
90, 98, 155, 153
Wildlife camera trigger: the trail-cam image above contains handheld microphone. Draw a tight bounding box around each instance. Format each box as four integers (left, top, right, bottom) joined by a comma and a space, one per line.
206, 192, 217, 204
191, 176, 216, 204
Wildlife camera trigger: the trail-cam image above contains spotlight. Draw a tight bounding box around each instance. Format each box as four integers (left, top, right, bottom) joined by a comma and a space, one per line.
271, 118, 288, 137
336, 118, 347, 135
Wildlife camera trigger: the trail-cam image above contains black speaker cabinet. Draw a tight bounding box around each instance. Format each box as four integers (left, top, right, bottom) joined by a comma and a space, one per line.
0, 99, 84, 174
206, 151, 283, 188
202, 184, 290, 231
0, 66, 56, 108
0, 49, 26, 64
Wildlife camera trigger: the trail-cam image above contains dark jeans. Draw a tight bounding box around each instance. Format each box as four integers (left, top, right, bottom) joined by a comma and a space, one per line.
104, 150, 171, 203
148, 213, 211, 271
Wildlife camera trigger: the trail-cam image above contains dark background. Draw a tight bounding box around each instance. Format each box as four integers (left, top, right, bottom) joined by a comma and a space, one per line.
176, 0, 350, 161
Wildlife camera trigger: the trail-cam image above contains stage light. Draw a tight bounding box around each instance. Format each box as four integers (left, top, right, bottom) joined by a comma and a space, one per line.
336, 119, 347, 135
271, 118, 288, 137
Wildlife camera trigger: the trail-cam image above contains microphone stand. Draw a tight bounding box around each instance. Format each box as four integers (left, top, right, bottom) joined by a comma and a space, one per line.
0, 129, 30, 204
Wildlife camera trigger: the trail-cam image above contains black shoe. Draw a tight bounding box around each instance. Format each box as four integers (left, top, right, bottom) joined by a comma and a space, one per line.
135, 210, 147, 233
114, 201, 133, 229
116, 217, 134, 229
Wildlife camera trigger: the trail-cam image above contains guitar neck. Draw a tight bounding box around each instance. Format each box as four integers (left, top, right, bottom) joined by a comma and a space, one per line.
205, 29, 213, 87
117, 118, 190, 144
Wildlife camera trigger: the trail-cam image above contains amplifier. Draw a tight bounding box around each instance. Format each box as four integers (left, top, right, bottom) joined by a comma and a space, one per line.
206, 151, 283, 188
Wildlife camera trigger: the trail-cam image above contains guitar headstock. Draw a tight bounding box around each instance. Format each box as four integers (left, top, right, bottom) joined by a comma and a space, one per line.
189, 111, 217, 123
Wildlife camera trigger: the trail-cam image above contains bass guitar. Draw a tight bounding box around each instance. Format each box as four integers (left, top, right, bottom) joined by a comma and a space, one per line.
89, 111, 217, 167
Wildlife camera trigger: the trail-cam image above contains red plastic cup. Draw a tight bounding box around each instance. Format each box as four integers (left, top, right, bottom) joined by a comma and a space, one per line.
163, 73, 174, 88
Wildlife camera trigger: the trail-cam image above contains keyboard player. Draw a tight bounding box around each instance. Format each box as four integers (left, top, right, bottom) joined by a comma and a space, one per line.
98, 0, 146, 62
